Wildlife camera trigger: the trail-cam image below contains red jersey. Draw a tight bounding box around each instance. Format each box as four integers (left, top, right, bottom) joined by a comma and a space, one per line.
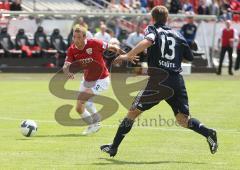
65, 39, 109, 81
221, 28, 234, 47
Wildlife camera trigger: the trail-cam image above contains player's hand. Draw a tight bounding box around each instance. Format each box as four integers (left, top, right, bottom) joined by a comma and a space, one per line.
113, 54, 139, 65
66, 72, 75, 79
62, 62, 75, 79
113, 55, 124, 65
63, 71, 75, 80
128, 55, 140, 64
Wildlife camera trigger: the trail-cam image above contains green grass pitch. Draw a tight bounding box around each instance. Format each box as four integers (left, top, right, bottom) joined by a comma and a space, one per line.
0, 73, 239, 170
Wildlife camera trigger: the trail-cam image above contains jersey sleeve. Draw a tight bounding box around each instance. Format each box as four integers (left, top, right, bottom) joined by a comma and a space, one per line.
65, 47, 74, 63
144, 25, 157, 43
94, 39, 108, 53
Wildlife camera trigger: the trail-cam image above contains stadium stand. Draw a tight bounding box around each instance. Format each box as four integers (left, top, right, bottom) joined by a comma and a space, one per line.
0, 27, 21, 58
21, 0, 92, 12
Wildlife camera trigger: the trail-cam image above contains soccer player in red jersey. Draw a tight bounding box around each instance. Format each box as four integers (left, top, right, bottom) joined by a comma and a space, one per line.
63, 24, 126, 135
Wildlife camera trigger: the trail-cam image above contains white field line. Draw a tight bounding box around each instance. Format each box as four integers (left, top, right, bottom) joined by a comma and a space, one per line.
0, 116, 239, 134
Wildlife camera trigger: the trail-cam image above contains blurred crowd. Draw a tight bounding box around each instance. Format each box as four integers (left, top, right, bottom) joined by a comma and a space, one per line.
0, 0, 22, 11
93, 0, 240, 21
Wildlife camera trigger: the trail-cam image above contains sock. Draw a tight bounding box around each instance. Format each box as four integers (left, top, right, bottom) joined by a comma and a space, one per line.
112, 118, 134, 149
81, 109, 93, 125
85, 99, 100, 123
92, 113, 101, 123
188, 118, 209, 138
86, 99, 97, 114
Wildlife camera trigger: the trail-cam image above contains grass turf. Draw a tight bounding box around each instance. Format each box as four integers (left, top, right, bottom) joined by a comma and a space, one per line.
0, 73, 239, 170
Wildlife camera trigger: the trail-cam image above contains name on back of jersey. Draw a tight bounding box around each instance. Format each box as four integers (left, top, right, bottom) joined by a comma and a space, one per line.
159, 59, 176, 68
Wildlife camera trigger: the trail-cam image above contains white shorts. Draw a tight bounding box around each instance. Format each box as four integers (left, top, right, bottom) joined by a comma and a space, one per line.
79, 76, 110, 95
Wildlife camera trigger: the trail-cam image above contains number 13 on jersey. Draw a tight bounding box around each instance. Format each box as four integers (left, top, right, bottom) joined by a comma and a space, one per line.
160, 34, 176, 60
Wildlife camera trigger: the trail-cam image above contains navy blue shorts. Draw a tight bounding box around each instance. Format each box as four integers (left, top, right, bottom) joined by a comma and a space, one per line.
131, 72, 189, 116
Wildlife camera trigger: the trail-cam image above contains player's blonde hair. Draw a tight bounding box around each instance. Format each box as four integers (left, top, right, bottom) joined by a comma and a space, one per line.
73, 24, 87, 36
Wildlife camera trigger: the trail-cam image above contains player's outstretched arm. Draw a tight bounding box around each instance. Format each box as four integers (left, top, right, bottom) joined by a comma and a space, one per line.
114, 39, 152, 64
62, 62, 75, 79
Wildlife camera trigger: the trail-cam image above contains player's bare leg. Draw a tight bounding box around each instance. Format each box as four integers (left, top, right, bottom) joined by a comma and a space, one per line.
175, 113, 218, 154
101, 108, 142, 157
76, 89, 101, 135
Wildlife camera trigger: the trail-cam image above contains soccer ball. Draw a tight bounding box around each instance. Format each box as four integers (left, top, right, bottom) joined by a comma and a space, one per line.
20, 120, 38, 137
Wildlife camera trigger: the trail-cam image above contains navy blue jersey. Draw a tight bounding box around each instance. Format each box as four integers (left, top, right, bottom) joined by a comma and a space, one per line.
180, 23, 197, 44
144, 23, 193, 73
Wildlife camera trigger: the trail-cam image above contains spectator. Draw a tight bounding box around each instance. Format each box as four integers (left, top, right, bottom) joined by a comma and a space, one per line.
197, 0, 210, 15
169, 0, 182, 14
106, 28, 120, 45
219, 0, 232, 20
139, 19, 148, 32
230, 0, 240, 22
0, 0, 10, 10
113, 19, 122, 39
217, 20, 238, 75
109, 0, 119, 10
234, 33, 240, 70
205, 0, 212, 6
74, 17, 89, 30
230, 0, 240, 12
180, 15, 197, 49
147, 0, 164, 10
140, 0, 148, 12
182, 0, 194, 12
126, 24, 146, 68
94, 24, 111, 42
0, 14, 9, 31
95, 20, 105, 33
125, 26, 144, 48
147, 0, 155, 10
119, 0, 133, 12
210, 0, 220, 16
131, 0, 142, 11
10, 0, 22, 11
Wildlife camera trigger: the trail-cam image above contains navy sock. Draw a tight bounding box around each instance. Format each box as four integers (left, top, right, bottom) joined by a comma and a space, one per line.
112, 118, 134, 149
188, 118, 209, 138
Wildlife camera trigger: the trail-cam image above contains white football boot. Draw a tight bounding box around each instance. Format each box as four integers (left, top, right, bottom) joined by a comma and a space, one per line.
82, 122, 101, 135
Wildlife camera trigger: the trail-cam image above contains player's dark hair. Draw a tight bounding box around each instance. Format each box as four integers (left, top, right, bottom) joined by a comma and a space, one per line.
151, 6, 169, 25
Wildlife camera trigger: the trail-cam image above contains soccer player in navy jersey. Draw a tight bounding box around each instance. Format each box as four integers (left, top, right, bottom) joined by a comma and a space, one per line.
100, 6, 218, 157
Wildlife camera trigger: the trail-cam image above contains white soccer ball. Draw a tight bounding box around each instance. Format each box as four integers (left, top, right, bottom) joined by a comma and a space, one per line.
20, 120, 38, 137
